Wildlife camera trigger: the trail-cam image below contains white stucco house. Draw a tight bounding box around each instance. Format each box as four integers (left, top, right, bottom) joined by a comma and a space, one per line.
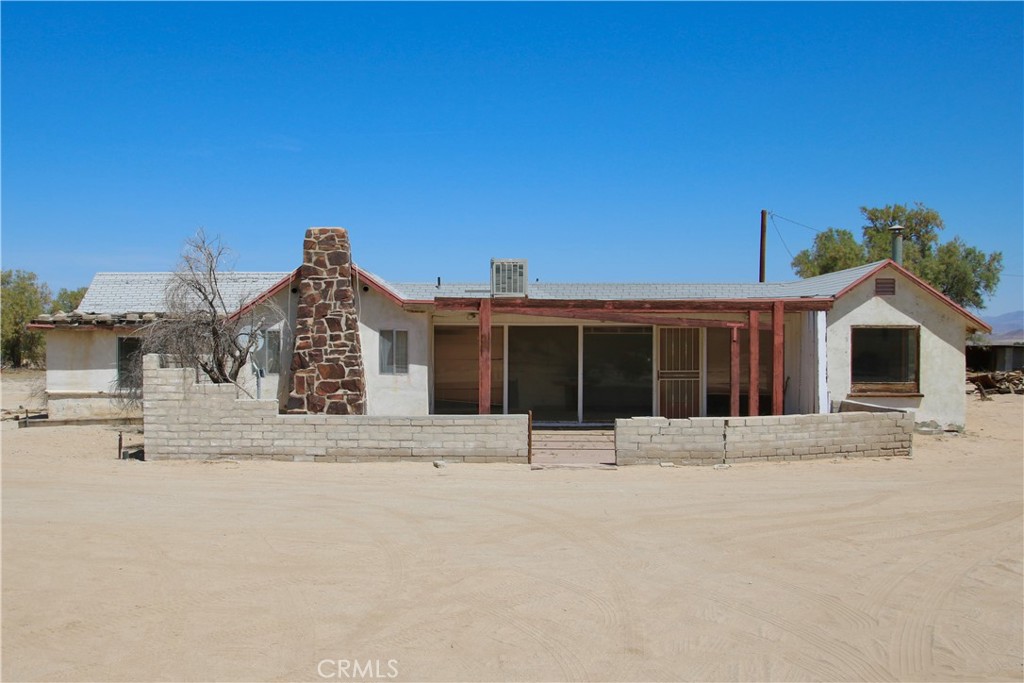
30, 231, 990, 429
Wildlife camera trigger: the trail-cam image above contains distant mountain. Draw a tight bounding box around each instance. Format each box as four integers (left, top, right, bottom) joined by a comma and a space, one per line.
984, 310, 1024, 343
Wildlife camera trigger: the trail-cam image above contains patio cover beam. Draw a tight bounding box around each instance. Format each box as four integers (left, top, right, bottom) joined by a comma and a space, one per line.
730, 327, 740, 417
478, 299, 492, 415
748, 310, 760, 416
483, 307, 750, 329
434, 297, 831, 313
772, 300, 785, 415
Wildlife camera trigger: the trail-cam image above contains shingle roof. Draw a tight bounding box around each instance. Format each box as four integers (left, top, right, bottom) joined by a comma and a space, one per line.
76, 272, 291, 314
73, 261, 886, 315
387, 261, 886, 301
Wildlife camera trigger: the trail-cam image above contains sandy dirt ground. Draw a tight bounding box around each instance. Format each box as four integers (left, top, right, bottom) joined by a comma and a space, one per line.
2, 370, 1022, 682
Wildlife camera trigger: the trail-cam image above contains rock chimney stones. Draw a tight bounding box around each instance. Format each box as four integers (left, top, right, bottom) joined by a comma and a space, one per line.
286, 228, 366, 415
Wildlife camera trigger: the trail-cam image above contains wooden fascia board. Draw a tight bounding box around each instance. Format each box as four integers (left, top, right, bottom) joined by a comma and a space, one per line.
353, 266, 433, 309
228, 268, 300, 321
834, 259, 992, 334
434, 297, 830, 313
226, 265, 435, 320
493, 307, 751, 328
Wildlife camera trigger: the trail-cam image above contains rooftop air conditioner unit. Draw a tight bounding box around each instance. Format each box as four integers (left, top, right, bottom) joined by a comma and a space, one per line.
491, 259, 528, 297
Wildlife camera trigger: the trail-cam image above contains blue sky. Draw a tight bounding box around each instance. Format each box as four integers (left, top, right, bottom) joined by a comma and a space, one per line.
3, 2, 1022, 316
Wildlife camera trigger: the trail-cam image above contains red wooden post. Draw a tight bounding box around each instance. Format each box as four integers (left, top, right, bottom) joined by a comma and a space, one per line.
729, 327, 740, 417
748, 310, 759, 416
478, 299, 492, 415
772, 300, 785, 415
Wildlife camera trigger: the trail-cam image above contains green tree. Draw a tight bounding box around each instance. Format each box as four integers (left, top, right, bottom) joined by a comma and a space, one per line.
928, 237, 1003, 311
860, 202, 944, 275
50, 286, 88, 314
791, 228, 866, 278
790, 203, 1003, 310
1, 270, 52, 367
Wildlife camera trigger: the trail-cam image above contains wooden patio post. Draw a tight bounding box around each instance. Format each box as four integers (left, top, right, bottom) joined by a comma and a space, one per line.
478, 298, 492, 414
772, 300, 785, 415
729, 327, 740, 417
748, 310, 760, 416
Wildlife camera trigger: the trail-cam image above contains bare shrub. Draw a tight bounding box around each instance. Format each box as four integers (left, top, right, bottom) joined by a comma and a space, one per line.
115, 230, 286, 407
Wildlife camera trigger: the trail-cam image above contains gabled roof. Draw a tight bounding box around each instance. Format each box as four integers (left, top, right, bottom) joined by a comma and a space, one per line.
832, 259, 991, 333
41, 258, 989, 334
67, 262, 887, 313
76, 272, 292, 315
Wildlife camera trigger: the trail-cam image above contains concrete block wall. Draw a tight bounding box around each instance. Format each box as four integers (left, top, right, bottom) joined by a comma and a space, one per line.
143, 356, 528, 463
614, 417, 727, 466
615, 411, 912, 465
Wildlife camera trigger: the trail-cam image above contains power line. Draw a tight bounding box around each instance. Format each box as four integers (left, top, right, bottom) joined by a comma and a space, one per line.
769, 212, 827, 234
770, 214, 795, 260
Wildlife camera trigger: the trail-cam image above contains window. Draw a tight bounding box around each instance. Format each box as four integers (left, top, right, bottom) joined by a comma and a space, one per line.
117, 336, 143, 389
850, 326, 920, 395
379, 330, 409, 375
433, 326, 504, 414
254, 329, 281, 374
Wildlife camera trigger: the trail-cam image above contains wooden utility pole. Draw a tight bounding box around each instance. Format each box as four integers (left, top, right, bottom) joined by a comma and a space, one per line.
759, 209, 768, 282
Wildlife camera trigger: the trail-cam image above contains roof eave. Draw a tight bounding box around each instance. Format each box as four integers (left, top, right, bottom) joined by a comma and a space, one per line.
835, 259, 992, 334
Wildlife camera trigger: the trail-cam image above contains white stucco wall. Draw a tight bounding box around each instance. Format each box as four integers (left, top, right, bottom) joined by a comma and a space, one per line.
826, 267, 969, 428
43, 328, 138, 418
231, 289, 293, 403
46, 328, 120, 393
44, 289, 294, 418
354, 284, 430, 415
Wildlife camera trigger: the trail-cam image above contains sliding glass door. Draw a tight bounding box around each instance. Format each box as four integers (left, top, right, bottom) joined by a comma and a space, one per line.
507, 326, 578, 422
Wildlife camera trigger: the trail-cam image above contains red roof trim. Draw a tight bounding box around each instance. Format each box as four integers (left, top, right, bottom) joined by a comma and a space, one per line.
835, 259, 991, 333
228, 264, 434, 320
353, 266, 433, 308
228, 268, 301, 321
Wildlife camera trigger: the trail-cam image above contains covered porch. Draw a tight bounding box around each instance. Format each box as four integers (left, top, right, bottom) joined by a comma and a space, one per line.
430, 297, 830, 424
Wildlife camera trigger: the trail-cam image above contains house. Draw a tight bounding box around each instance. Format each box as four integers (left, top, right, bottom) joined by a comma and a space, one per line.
30, 227, 990, 429
967, 338, 1024, 372
30, 272, 294, 419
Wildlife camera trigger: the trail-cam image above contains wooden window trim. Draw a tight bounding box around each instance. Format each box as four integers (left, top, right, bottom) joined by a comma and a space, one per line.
849, 325, 920, 395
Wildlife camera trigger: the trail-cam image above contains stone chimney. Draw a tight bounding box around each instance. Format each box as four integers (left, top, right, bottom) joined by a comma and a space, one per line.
286, 228, 366, 415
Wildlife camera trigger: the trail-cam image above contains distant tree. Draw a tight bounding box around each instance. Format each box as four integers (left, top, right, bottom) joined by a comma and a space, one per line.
1, 270, 52, 367
791, 203, 1003, 310
928, 237, 1003, 311
135, 230, 280, 387
50, 286, 88, 314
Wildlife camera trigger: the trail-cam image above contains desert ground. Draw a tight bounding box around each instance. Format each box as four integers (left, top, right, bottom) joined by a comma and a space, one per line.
2, 369, 1022, 682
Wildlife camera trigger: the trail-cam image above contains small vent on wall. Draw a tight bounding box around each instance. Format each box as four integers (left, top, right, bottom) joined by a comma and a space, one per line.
491, 259, 528, 297
875, 278, 896, 296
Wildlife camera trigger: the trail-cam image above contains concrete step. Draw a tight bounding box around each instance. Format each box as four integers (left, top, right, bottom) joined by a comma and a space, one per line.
530, 429, 616, 464
531, 448, 615, 459
532, 430, 614, 446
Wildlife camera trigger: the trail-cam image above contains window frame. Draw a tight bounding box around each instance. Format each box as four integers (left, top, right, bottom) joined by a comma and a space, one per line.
116, 336, 143, 389
379, 329, 409, 375
849, 325, 922, 396
254, 328, 282, 375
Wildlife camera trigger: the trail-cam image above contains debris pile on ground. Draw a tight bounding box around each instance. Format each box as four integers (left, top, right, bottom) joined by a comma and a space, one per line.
966, 371, 1023, 398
